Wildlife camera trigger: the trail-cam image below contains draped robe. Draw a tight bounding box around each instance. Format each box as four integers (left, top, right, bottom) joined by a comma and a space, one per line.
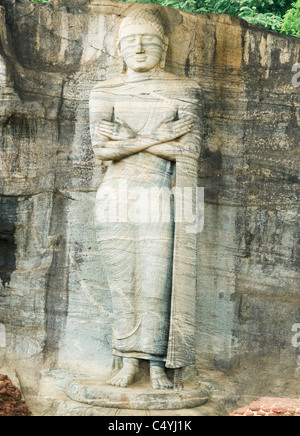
90, 71, 202, 369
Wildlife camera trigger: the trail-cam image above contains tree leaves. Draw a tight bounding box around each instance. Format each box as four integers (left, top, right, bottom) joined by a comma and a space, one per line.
25, 0, 299, 37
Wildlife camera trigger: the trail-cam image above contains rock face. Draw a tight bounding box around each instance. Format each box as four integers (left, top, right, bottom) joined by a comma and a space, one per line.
0, 0, 299, 415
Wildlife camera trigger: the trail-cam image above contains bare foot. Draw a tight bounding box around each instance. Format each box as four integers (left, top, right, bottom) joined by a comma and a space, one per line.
150, 366, 173, 390
108, 358, 139, 387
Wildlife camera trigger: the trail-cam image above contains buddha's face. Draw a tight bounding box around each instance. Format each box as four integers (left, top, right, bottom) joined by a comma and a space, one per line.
119, 24, 166, 73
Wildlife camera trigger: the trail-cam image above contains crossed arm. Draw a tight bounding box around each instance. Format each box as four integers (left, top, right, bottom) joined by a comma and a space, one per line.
91, 117, 195, 162
90, 85, 202, 162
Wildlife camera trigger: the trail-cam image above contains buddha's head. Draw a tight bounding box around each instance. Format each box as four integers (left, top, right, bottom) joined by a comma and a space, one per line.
118, 8, 168, 74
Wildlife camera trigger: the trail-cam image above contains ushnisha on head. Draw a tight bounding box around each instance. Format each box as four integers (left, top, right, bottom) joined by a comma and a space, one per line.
117, 8, 169, 74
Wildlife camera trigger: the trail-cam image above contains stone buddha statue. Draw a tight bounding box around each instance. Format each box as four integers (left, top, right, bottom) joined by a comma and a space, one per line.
90, 7, 202, 390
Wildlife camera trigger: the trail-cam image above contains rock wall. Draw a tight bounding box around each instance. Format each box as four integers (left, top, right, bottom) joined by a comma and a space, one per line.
0, 0, 299, 413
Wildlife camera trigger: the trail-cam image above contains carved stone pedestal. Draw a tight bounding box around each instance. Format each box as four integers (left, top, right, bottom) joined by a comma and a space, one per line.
65, 377, 209, 410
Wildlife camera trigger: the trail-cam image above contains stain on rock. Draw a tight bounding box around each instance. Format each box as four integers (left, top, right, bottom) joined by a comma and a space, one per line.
185, 56, 190, 77
0, 197, 18, 288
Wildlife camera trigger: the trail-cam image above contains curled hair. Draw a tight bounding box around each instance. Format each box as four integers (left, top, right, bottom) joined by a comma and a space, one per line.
119, 7, 165, 41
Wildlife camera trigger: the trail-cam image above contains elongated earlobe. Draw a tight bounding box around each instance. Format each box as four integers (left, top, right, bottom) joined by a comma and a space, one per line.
117, 42, 127, 74
160, 54, 166, 70
121, 60, 127, 74
160, 36, 169, 70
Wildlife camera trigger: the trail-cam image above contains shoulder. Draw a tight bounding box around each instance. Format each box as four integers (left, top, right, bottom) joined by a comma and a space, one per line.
160, 71, 200, 84
92, 76, 123, 90
154, 72, 201, 105
90, 77, 124, 99
157, 71, 201, 92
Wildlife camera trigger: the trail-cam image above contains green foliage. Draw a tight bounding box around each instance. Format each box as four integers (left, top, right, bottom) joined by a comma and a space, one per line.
129, 0, 298, 35
282, 0, 300, 36
239, 3, 283, 32
25, 0, 299, 37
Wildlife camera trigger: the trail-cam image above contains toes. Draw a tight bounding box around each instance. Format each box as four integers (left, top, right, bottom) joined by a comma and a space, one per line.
108, 374, 134, 388
161, 380, 173, 390
107, 376, 118, 386
151, 377, 173, 390
119, 377, 131, 388
108, 374, 124, 386
152, 380, 160, 390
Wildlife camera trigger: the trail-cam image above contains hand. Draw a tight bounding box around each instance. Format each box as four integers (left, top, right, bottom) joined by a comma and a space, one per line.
150, 118, 194, 143
97, 120, 136, 141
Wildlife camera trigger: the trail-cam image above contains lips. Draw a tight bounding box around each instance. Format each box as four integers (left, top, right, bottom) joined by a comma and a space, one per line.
135, 56, 147, 62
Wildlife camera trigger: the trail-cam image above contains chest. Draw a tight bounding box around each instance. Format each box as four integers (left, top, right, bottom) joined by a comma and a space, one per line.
114, 91, 178, 134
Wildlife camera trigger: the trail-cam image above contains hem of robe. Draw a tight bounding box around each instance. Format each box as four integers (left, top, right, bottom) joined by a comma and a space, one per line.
113, 349, 167, 362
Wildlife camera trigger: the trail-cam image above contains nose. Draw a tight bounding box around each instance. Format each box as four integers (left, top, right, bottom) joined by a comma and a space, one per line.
135, 36, 145, 54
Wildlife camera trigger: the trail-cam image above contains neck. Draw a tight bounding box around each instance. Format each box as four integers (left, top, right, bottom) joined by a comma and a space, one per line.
125, 67, 159, 82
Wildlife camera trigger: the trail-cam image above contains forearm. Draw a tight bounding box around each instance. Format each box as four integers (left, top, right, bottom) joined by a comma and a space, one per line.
146, 141, 200, 162
92, 136, 164, 161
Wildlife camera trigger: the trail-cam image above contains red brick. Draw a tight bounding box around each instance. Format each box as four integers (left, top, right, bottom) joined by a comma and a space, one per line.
261, 406, 272, 413
272, 407, 287, 414
231, 398, 300, 417
235, 407, 248, 415
249, 402, 261, 412
246, 411, 255, 416
0, 374, 31, 416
